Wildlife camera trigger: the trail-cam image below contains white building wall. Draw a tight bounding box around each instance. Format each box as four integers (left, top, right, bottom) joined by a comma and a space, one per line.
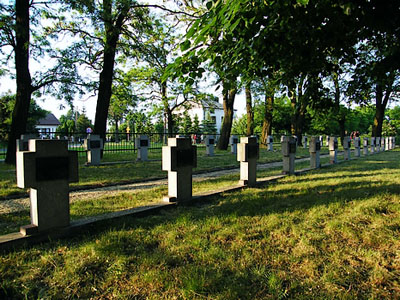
36, 125, 58, 138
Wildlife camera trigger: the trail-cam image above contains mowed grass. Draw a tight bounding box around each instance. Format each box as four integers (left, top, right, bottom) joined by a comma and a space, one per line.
0, 156, 330, 236
0, 145, 323, 199
1, 150, 399, 299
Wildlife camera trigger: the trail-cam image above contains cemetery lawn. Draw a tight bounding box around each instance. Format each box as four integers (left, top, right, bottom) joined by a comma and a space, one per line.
1, 150, 400, 299
0, 146, 325, 199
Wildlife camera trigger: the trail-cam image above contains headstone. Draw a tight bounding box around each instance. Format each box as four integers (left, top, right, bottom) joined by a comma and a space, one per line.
205, 135, 215, 156
17, 139, 78, 235
343, 136, 351, 160
237, 136, 259, 186
319, 136, 324, 146
282, 136, 297, 174
309, 136, 321, 169
280, 136, 285, 143
370, 137, 376, 154
303, 135, 308, 149
329, 137, 338, 164
326, 136, 330, 147
354, 137, 361, 157
385, 137, 389, 151
136, 135, 150, 161
229, 135, 239, 154
389, 136, 394, 150
363, 137, 369, 155
84, 134, 103, 165
376, 137, 381, 153
267, 135, 274, 151
162, 136, 197, 202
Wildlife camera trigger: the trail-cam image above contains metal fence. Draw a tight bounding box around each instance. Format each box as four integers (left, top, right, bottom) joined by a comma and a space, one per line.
0, 131, 236, 159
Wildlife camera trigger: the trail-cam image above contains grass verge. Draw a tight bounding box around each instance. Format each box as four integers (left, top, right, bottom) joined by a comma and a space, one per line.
0, 150, 399, 298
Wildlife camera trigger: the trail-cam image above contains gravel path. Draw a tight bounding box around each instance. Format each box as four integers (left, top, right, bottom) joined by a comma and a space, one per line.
0, 157, 311, 215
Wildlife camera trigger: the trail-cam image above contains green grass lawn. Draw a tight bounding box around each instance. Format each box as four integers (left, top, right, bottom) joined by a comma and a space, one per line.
0, 145, 326, 199
1, 150, 399, 299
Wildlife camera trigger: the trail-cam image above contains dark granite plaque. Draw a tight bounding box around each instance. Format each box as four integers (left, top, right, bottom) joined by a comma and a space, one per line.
348, 140, 351, 148
289, 142, 296, 154
90, 140, 101, 149
233, 138, 238, 144
177, 149, 194, 167
36, 157, 69, 182
248, 144, 259, 159
140, 139, 149, 147
334, 141, 338, 149
22, 141, 29, 151
209, 139, 215, 145
315, 142, 321, 151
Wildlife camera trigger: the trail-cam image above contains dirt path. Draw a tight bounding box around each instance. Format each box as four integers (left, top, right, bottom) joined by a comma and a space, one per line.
0, 157, 312, 215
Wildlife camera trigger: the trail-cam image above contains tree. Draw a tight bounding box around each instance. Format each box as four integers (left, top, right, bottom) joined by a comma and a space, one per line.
2, 0, 32, 164
123, 17, 200, 137
192, 114, 200, 133
0, 93, 48, 139
0, 1, 88, 163
348, 40, 400, 137
182, 111, 193, 134
201, 111, 217, 135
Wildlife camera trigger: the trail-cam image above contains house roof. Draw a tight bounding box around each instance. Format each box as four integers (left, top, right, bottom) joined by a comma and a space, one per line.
37, 113, 61, 126
200, 99, 223, 110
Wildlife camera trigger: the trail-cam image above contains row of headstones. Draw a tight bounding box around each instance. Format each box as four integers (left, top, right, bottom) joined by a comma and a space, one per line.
14, 134, 395, 237
83, 134, 241, 165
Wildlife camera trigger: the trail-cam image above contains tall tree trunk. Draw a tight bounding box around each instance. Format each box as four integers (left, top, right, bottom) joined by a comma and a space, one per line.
245, 84, 253, 136
93, 0, 127, 141
261, 94, 274, 145
289, 77, 307, 146
114, 115, 119, 143
6, 0, 32, 164
288, 82, 302, 146
217, 82, 236, 150
161, 82, 174, 137
332, 70, 346, 144
166, 108, 174, 137
373, 83, 392, 137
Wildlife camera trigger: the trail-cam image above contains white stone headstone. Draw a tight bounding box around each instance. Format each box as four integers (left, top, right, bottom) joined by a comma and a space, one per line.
282, 136, 296, 174
17, 139, 78, 235
343, 136, 351, 160
229, 135, 239, 154
309, 136, 321, 169
329, 137, 338, 164
267, 135, 274, 151
354, 137, 361, 157
162, 136, 197, 202
136, 135, 150, 161
237, 136, 259, 186
205, 135, 215, 156
84, 134, 103, 165
363, 137, 369, 155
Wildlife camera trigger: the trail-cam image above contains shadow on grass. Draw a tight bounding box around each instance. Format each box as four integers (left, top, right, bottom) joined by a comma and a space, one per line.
1, 151, 399, 299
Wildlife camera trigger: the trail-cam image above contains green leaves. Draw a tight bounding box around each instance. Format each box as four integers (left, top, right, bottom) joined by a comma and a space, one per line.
180, 40, 191, 52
